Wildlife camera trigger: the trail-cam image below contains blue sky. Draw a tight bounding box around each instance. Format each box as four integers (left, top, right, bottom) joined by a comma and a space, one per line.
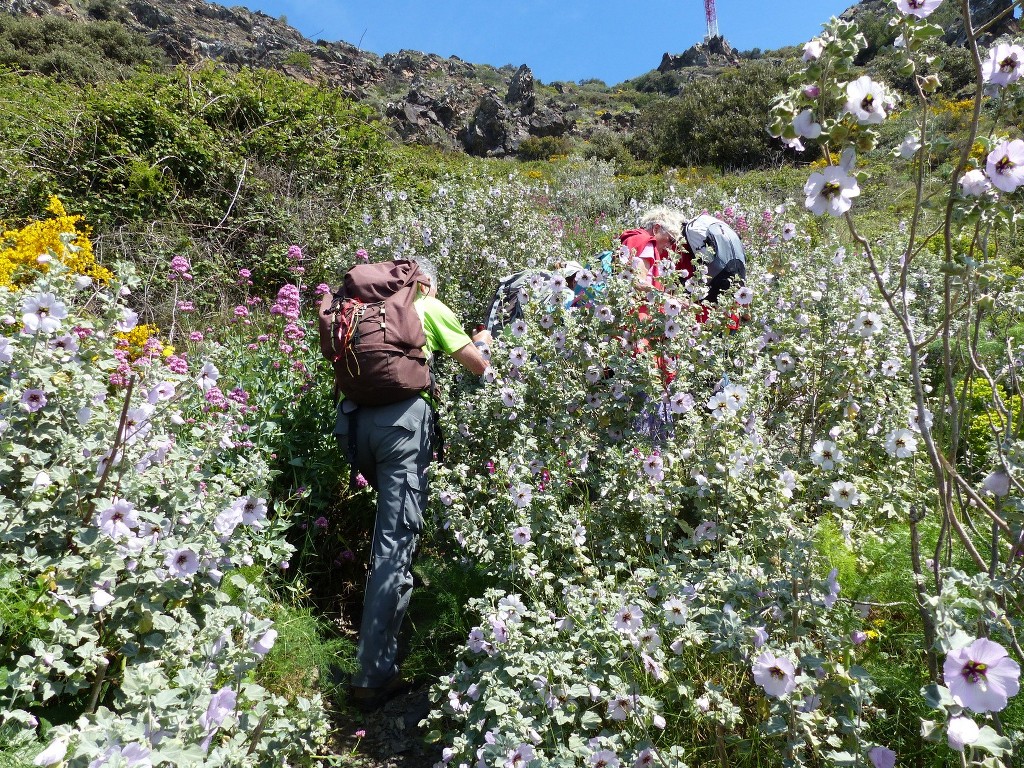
241, 0, 856, 85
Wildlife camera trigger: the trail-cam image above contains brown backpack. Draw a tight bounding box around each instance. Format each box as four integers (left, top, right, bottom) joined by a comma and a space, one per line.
318, 260, 432, 405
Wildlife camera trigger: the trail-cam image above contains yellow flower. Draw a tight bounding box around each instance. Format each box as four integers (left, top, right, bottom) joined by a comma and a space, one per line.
115, 323, 162, 361
0, 196, 112, 288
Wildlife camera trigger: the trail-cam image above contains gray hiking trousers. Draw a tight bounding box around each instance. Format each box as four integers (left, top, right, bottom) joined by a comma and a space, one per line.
334, 395, 432, 688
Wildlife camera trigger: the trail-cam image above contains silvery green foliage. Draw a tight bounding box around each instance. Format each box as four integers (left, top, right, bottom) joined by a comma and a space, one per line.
422, 195, 927, 766
0, 265, 328, 766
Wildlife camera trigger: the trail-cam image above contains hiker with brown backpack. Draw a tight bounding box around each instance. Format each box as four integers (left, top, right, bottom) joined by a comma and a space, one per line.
317, 256, 489, 711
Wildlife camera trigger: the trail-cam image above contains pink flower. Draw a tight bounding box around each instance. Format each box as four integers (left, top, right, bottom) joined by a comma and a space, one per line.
944, 638, 1020, 712
946, 715, 980, 751
287, 245, 303, 261
356, 248, 369, 262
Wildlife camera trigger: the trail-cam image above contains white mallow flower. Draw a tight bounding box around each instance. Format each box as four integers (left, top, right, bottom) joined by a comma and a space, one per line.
32, 738, 68, 767
946, 715, 980, 752
21, 292, 68, 335
885, 428, 918, 458
959, 169, 991, 197
828, 480, 861, 509
793, 109, 822, 139
983, 43, 1024, 87
113, 307, 139, 333
803, 39, 824, 61
853, 311, 883, 337
898, 134, 922, 159
775, 352, 795, 373
735, 286, 753, 306
0, 335, 12, 364
804, 165, 860, 216
896, 0, 943, 17
986, 139, 1024, 193
811, 439, 843, 470
197, 361, 220, 393
844, 76, 888, 124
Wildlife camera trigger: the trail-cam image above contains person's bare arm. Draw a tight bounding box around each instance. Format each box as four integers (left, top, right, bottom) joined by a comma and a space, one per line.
452, 342, 488, 375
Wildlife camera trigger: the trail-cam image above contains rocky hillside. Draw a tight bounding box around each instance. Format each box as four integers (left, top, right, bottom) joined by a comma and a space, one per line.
0, 0, 1018, 159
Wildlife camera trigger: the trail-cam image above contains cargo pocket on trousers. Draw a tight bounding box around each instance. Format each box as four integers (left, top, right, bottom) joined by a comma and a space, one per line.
401, 471, 426, 533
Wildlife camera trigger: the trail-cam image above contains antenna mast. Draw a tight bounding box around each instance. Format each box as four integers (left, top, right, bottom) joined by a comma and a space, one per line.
704, 0, 719, 40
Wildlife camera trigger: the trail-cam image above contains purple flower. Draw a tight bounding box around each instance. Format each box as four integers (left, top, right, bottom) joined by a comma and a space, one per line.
270, 284, 301, 321
287, 245, 303, 261
752, 650, 797, 698
851, 630, 868, 645
824, 568, 841, 609
200, 686, 236, 733
944, 637, 1021, 712
20, 388, 47, 412
314, 516, 329, 529
868, 746, 896, 768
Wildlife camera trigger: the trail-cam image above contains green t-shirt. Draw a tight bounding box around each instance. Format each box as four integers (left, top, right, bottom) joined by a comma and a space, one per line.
414, 295, 472, 357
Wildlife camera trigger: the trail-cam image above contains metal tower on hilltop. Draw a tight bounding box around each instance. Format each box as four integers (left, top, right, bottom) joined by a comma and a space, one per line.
704, 0, 720, 40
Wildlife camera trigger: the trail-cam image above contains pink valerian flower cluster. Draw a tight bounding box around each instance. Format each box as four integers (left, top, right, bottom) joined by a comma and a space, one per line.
165, 354, 189, 375
168, 255, 193, 281
270, 284, 301, 321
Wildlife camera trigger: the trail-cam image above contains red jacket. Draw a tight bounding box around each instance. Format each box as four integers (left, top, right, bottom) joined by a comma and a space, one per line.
619, 229, 664, 291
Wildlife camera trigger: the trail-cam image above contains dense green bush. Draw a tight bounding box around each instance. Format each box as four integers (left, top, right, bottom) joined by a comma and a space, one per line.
634, 61, 797, 171
0, 14, 163, 84
518, 135, 573, 161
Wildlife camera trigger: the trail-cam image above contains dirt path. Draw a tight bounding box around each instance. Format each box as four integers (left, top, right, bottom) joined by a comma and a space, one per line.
335, 687, 441, 768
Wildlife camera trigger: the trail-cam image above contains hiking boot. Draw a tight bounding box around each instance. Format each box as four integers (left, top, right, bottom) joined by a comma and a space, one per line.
348, 673, 415, 713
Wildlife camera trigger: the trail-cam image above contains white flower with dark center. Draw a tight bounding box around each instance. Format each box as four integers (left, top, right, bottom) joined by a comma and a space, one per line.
643, 453, 664, 481
735, 286, 754, 306
775, 352, 795, 373
596, 305, 615, 323
723, 384, 747, 411
986, 139, 1024, 193
885, 428, 918, 458
549, 274, 567, 293
896, 0, 942, 17
539, 313, 554, 329
164, 548, 199, 579
959, 169, 991, 197
512, 483, 533, 508
828, 480, 860, 508
664, 319, 681, 338
983, 43, 1024, 87
663, 596, 688, 625
880, 358, 902, 377
500, 387, 516, 407
512, 525, 531, 545
752, 650, 797, 698
21, 293, 68, 335
844, 76, 888, 124
908, 406, 934, 432
576, 270, 596, 288
853, 311, 883, 337
669, 392, 694, 414
613, 604, 643, 634
707, 391, 732, 421
509, 347, 528, 368
97, 498, 140, 540
664, 297, 682, 316
804, 166, 860, 216
781, 223, 797, 241
510, 319, 527, 337
585, 366, 603, 384
793, 110, 821, 139
608, 693, 637, 721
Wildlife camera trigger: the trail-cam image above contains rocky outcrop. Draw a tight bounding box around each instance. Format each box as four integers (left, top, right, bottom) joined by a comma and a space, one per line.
505, 64, 536, 114
460, 93, 524, 157
659, 35, 737, 71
